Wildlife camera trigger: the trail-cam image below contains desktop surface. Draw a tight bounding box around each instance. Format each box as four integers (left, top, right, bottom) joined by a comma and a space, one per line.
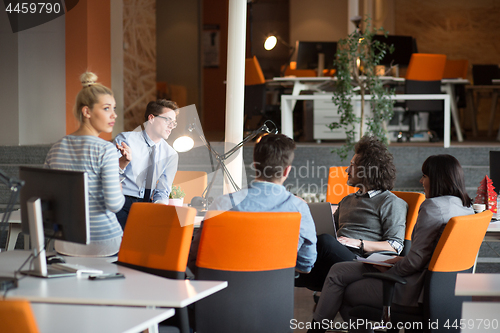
0, 250, 227, 308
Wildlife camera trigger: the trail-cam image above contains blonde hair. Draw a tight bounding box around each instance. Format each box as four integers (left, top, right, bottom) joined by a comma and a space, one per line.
74, 72, 114, 122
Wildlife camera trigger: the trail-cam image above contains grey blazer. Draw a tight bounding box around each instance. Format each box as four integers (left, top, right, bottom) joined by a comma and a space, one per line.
389, 195, 473, 306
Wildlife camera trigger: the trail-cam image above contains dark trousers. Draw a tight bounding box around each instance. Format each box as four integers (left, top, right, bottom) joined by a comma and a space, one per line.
116, 190, 152, 230
295, 233, 359, 291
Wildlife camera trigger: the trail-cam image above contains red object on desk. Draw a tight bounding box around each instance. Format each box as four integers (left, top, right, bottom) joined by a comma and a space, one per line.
474, 175, 497, 213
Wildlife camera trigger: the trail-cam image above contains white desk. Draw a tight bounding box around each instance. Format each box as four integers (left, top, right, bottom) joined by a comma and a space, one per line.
0, 251, 227, 308
276, 76, 465, 144
281, 94, 451, 147
31, 303, 174, 333
461, 302, 500, 332
0, 210, 30, 251
455, 273, 500, 297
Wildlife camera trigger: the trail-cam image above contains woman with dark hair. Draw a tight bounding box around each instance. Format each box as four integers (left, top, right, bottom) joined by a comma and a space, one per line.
307, 154, 474, 333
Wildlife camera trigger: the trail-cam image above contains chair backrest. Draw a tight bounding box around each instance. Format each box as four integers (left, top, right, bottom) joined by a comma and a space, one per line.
172, 170, 208, 204
443, 59, 469, 79
472, 64, 500, 85
117, 203, 196, 279
428, 210, 492, 272
195, 210, 301, 333
424, 210, 492, 332
245, 56, 265, 86
391, 191, 426, 256
0, 299, 39, 333
325, 166, 358, 205
405, 53, 447, 81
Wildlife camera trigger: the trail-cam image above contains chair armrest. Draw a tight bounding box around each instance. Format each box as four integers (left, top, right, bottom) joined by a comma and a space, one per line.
363, 272, 407, 285
363, 272, 407, 307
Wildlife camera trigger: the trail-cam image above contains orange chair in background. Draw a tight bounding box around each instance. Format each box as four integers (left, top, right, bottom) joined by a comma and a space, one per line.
399, 53, 447, 142
391, 191, 426, 255
195, 211, 301, 333
172, 170, 208, 204
0, 299, 39, 333
325, 166, 358, 205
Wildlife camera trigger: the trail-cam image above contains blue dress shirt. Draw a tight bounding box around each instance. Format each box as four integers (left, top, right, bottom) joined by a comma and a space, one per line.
114, 129, 178, 202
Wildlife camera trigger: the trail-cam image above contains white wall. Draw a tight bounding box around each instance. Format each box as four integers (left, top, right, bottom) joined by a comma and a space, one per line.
0, 2, 65, 145
156, 0, 201, 108
290, 0, 348, 45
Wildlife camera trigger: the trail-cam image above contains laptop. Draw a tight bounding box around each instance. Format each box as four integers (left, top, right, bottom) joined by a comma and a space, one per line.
307, 202, 337, 237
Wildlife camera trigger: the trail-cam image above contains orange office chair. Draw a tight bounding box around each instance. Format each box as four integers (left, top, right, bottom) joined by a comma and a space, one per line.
172, 170, 208, 205
399, 53, 447, 142
349, 210, 492, 332
325, 166, 358, 205
194, 211, 301, 333
117, 203, 196, 333
391, 191, 426, 256
0, 299, 39, 333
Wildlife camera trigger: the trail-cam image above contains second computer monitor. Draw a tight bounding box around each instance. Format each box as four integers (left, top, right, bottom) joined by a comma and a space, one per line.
296, 41, 337, 71
371, 34, 417, 67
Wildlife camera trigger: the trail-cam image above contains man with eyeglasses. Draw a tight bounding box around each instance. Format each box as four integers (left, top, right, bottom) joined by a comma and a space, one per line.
113, 99, 179, 229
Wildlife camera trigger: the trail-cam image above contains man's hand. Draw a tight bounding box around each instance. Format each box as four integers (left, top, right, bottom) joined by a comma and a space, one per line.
337, 236, 361, 249
117, 142, 132, 170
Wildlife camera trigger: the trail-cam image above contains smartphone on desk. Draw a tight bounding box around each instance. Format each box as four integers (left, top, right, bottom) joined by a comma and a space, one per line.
88, 273, 125, 280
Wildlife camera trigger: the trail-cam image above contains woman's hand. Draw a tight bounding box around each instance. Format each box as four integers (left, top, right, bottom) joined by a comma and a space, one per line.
117, 142, 132, 170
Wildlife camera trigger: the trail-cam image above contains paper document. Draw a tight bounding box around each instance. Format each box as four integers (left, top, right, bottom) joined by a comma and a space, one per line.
355, 253, 396, 267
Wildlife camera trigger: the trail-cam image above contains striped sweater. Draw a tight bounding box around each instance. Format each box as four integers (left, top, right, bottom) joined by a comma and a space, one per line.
44, 135, 125, 242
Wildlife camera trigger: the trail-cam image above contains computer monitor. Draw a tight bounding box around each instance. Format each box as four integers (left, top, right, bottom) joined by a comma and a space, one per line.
296, 41, 337, 72
371, 35, 417, 67
19, 166, 89, 278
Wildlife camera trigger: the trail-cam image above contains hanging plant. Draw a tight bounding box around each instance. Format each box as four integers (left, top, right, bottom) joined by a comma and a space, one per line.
329, 16, 396, 160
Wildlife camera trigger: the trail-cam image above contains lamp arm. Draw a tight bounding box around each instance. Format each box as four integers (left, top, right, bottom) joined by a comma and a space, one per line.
221, 120, 277, 160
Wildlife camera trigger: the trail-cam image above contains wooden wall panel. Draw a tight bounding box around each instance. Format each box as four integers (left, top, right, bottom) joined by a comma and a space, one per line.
123, 0, 157, 131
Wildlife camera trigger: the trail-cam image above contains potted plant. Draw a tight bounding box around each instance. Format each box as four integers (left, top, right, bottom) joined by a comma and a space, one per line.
169, 185, 186, 206
329, 16, 396, 160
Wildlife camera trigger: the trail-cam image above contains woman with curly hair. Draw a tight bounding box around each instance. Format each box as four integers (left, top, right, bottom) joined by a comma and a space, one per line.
295, 135, 407, 291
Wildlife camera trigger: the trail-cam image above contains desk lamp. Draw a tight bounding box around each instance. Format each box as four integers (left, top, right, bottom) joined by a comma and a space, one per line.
173, 120, 278, 210
264, 34, 296, 77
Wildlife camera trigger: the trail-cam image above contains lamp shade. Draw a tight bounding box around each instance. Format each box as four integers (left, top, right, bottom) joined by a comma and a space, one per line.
173, 136, 194, 153
264, 35, 277, 50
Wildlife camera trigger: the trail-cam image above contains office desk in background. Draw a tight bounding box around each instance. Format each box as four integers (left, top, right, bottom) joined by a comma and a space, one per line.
281, 94, 451, 147
465, 84, 500, 140
275, 76, 467, 144
31, 303, 174, 333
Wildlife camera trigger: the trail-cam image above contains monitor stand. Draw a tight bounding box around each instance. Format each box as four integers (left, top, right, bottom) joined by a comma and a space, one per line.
20, 197, 75, 278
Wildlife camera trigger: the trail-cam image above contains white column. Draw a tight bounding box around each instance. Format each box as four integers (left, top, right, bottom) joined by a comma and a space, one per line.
111, 0, 124, 136
347, 0, 359, 34
224, 0, 247, 194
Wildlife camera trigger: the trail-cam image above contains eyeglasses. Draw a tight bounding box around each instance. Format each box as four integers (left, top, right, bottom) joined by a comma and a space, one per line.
154, 114, 177, 128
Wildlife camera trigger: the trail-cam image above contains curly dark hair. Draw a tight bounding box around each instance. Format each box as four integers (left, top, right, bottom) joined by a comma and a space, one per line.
354, 135, 396, 191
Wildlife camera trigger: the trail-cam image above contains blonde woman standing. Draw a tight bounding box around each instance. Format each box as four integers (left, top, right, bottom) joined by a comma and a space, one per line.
44, 72, 125, 257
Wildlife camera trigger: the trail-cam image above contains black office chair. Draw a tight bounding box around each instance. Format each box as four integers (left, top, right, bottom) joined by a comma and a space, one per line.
472, 64, 500, 86
397, 54, 447, 142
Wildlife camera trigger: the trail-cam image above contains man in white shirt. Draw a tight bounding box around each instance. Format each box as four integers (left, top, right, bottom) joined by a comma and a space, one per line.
114, 99, 179, 229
